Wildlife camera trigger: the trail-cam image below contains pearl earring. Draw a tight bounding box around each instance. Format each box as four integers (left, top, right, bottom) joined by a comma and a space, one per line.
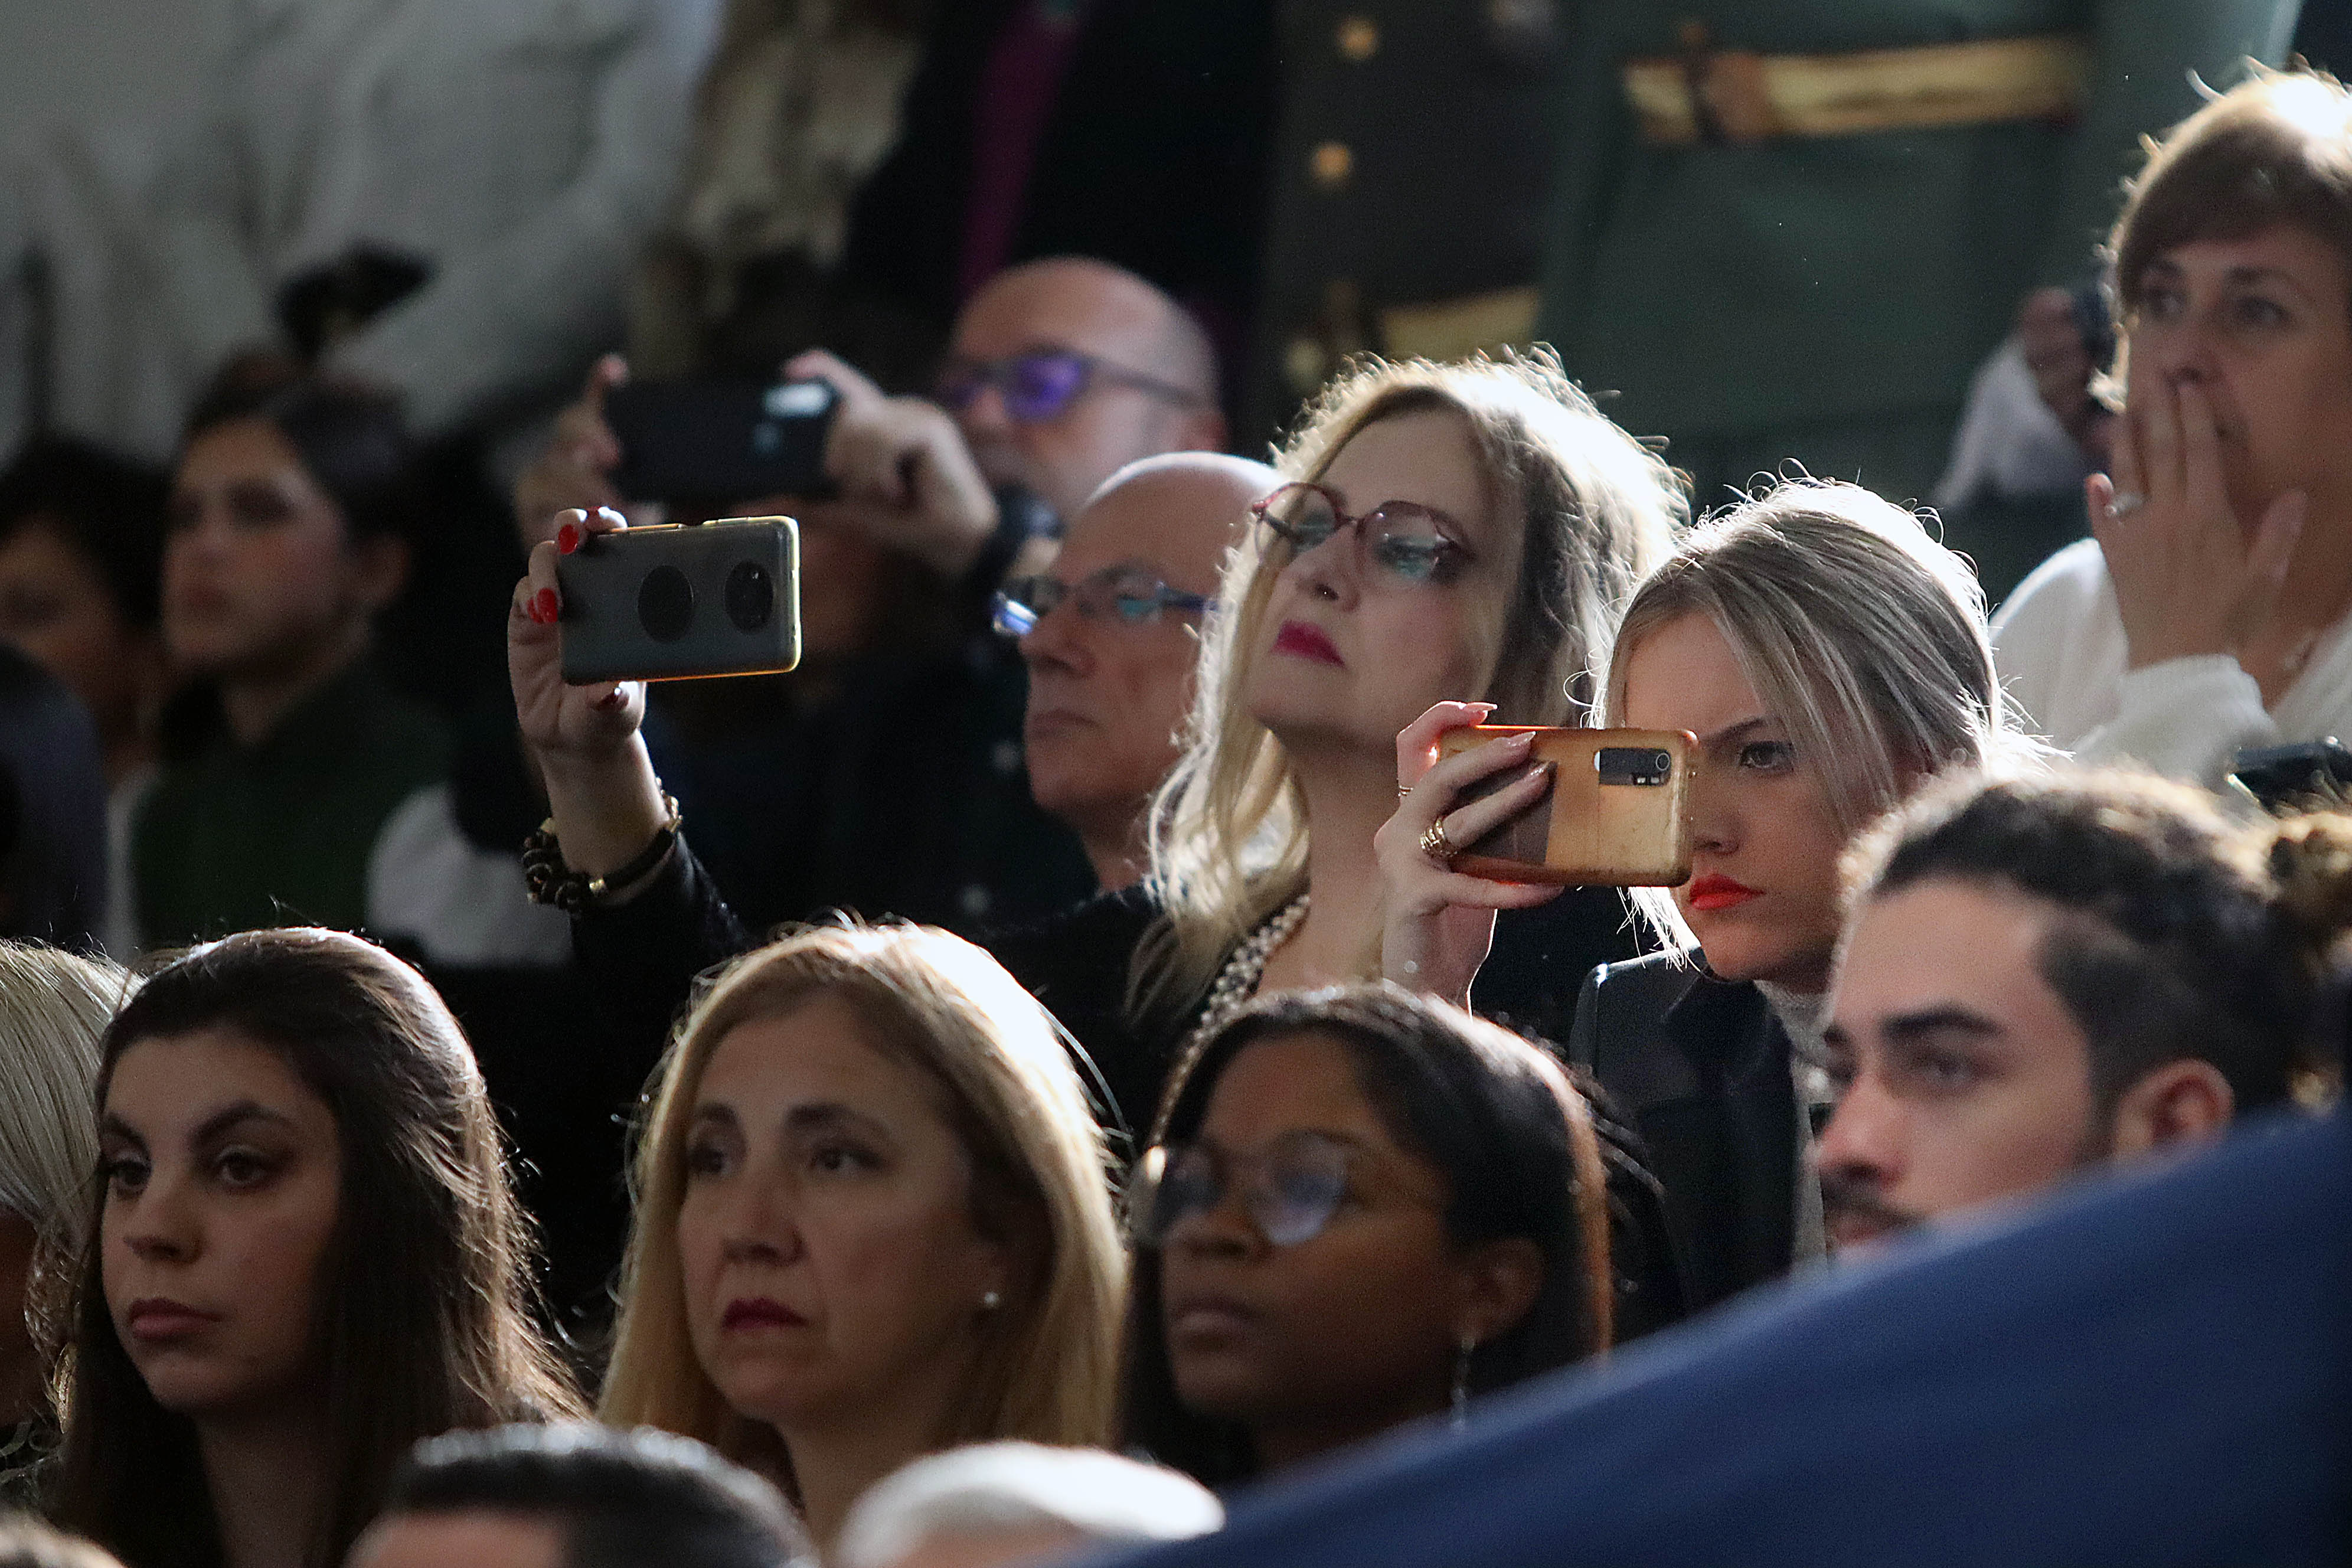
981, 1289, 1003, 1311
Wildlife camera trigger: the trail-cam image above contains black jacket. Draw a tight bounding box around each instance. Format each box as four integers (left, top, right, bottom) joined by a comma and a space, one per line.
1567, 950, 1802, 1314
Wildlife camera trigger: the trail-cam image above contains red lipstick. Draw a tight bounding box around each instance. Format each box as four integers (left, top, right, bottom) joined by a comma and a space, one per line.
1685, 874, 1762, 913
1272, 620, 1343, 666
721, 1298, 808, 1332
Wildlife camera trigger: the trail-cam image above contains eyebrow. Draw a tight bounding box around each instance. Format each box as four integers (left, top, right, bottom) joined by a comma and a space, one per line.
781, 1102, 891, 1140
1878, 1007, 2004, 1045
100, 1100, 296, 1148
1697, 714, 1778, 750
2143, 259, 2315, 296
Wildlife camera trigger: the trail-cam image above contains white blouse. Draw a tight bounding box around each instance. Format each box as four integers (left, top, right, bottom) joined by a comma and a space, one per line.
1992, 538, 2352, 790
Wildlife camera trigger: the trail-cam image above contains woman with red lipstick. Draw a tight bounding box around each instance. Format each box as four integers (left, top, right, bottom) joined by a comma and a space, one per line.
1122, 984, 1628, 1486
53, 929, 582, 1568
1385, 480, 2017, 1313
597, 923, 1123, 1559
1995, 73, 2352, 793
507, 350, 1681, 1135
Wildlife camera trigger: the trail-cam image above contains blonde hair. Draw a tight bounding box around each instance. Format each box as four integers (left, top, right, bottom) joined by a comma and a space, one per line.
599, 923, 1126, 1487
1139, 350, 1683, 1017
0, 944, 128, 1257
1600, 479, 2019, 945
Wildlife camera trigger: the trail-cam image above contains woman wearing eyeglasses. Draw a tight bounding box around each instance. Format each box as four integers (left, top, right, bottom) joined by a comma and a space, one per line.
1122, 984, 1624, 1485
509, 349, 1680, 1139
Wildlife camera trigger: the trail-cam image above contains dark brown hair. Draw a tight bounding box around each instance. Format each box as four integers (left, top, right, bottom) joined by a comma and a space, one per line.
52, 929, 583, 1568
2111, 71, 2352, 321
1122, 984, 1612, 1487
1847, 772, 2344, 1115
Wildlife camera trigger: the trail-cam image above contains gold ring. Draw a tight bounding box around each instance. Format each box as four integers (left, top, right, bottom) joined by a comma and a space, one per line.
2106, 490, 2147, 519
1420, 818, 1457, 864
1398, 783, 1415, 799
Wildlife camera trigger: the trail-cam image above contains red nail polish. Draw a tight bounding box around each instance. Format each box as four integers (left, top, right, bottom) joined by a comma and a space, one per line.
557, 522, 581, 554
533, 589, 558, 624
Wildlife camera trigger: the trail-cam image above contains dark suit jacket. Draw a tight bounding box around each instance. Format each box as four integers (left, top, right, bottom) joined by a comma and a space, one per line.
1566, 950, 1799, 1314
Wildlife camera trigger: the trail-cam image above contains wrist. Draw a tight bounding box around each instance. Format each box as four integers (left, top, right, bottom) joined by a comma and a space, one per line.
538, 741, 668, 876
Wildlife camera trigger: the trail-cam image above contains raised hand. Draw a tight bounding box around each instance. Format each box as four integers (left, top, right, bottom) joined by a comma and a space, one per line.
514, 355, 639, 551
1376, 701, 1564, 1009
786, 349, 998, 578
508, 505, 669, 876
2092, 374, 2305, 672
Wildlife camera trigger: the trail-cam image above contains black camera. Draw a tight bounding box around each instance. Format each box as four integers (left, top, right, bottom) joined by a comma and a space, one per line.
556, 517, 801, 684
606, 378, 839, 504
1596, 746, 1675, 787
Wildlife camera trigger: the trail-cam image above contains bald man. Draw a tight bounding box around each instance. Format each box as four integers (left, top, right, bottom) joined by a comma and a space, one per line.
781, 255, 1226, 582
1010, 452, 1275, 887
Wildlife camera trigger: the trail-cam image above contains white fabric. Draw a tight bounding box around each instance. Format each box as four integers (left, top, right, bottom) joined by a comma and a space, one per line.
367, 783, 571, 966
8, 0, 721, 458
1932, 334, 2095, 514
100, 765, 157, 962
1758, 981, 1831, 1266
1992, 537, 2352, 790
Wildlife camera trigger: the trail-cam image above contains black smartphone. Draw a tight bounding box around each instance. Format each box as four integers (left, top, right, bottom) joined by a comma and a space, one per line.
606, 378, 839, 505
2230, 739, 2352, 814
556, 517, 801, 684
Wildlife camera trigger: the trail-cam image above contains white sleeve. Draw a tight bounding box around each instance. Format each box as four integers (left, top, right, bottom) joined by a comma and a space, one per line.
329, 0, 723, 435
2072, 656, 2278, 790
368, 785, 573, 966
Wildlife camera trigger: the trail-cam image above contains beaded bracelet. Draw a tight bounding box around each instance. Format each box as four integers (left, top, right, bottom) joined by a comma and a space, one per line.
522, 794, 682, 913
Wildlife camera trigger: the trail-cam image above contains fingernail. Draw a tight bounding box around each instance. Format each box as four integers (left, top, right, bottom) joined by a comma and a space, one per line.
557, 522, 581, 554
596, 506, 625, 525
1504, 730, 1534, 749
531, 589, 558, 624
593, 687, 627, 710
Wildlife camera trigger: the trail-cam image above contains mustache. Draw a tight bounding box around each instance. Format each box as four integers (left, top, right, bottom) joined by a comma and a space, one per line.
1818, 1170, 1926, 1237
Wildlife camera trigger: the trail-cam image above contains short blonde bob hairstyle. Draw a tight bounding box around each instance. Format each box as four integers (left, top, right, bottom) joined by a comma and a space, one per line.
1140, 349, 1683, 1015
1600, 480, 2021, 944
600, 923, 1126, 1487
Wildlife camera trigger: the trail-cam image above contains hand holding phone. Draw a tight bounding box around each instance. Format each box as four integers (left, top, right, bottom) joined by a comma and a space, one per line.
1432, 725, 1694, 886
553, 515, 802, 684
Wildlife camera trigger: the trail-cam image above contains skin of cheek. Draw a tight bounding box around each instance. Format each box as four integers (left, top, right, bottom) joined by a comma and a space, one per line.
1024, 617, 1198, 816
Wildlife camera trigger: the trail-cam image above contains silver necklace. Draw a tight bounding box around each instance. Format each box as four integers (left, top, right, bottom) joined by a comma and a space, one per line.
1179, 894, 1309, 1057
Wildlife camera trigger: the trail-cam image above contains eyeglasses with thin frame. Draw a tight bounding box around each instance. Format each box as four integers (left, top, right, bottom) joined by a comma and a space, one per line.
1249, 481, 1474, 586
936, 348, 1210, 426
992, 565, 1212, 638
1129, 1129, 1370, 1250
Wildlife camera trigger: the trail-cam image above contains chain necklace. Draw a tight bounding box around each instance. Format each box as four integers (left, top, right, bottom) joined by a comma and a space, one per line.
1159, 896, 1311, 1120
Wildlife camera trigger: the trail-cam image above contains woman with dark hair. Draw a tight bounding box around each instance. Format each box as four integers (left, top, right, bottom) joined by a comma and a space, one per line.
52, 927, 583, 1568
129, 375, 437, 950
1121, 983, 1621, 1488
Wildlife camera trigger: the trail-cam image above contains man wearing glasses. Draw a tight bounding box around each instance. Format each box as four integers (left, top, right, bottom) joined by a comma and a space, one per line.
783, 254, 1229, 585
996, 452, 1278, 888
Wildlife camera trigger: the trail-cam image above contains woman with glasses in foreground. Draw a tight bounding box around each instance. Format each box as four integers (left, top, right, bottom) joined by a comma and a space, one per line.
509, 350, 1681, 1139
1122, 984, 1617, 1485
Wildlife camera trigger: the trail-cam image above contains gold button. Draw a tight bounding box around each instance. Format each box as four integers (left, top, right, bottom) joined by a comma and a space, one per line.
1336, 15, 1380, 61
1309, 141, 1354, 190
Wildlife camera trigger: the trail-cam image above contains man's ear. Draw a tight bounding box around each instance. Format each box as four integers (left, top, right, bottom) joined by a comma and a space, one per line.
1451, 1235, 1545, 1348
2108, 1058, 2235, 1158
351, 532, 411, 613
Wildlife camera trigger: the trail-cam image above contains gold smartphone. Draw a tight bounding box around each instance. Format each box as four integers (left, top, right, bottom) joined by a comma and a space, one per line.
1433, 726, 1696, 886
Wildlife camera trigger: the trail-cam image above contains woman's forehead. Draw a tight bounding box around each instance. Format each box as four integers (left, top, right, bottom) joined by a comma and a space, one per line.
1322, 410, 1492, 530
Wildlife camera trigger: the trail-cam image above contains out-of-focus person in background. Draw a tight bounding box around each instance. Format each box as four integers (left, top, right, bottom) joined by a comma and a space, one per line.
350, 1424, 810, 1568
130, 373, 567, 964
1995, 72, 2352, 792
0, 646, 108, 952
1001, 452, 1273, 890
1245, 0, 1569, 443
1, 0, 723, 469
1537, 1, 2297, 603
835, 1442, 1221, 1568
0, 440, 170, 957
0, 942, 129, 1508
597, 925, 1125, 1560
1819, 770, 2344, 1252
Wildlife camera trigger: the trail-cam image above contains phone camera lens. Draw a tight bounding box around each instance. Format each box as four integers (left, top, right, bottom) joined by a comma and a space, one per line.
1652, 750, 1673, 772
638, 566, 694, 643
726, 561, 773, 631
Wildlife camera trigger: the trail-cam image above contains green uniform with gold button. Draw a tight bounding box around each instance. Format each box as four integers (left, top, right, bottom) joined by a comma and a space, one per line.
1247, 0, 1568, 442
1537, 0, 2297, 518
